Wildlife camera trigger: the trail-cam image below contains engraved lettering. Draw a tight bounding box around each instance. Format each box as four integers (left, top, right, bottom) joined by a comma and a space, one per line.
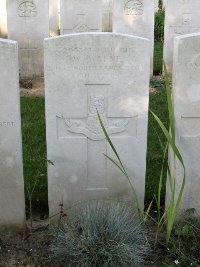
0, 121, 15, 127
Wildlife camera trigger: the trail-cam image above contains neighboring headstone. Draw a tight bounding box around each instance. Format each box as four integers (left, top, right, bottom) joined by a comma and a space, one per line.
154, 0, 159, 12
0, 39, 25, 230
162, 0, 166, 9
113, 0, 154, 75
49, 0, 59, 36
45, 33, 150, 218
60, 0, 102, 34
167, 33, 200, 215
0, 0, 7, 38
164, 0, 200, 76
102, 0, 113, 32
7, 0, 49, 79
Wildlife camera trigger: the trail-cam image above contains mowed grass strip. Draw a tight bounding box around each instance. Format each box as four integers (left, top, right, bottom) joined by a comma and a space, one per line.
154, 42, 163, 75
146, 91, 169, 205
20, 97, 47, 211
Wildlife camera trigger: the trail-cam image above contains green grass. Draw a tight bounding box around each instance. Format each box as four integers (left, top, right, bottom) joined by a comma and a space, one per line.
160, 216, 200, 266
20, 91, 169, 212
145, 91, 169, 205
154, 42, 163, 75
20, 97, 47, 213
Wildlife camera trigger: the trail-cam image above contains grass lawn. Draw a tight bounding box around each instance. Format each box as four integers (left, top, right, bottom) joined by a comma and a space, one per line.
154, 42, 163, 75
20, 90, 169, 213
146, 91, 168, 204
21, 97, 48, 213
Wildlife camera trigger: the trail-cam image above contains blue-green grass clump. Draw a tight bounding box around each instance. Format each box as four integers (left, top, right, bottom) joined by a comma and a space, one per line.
51, 201, 150, 267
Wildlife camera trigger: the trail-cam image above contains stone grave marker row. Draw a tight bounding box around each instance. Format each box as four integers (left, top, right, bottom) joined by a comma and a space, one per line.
0, 38, 25, 230
164, 0, 200, 76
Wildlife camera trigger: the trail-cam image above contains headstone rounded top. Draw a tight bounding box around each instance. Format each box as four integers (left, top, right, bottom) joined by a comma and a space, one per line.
174, 32, 200, 41
44, 32, 151, 43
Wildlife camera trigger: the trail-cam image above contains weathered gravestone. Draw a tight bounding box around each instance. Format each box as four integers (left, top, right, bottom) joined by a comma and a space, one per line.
0, 0, 7, 38
7, 0, 49, 79
113, 0, 154, 74
0, 39, 25, 230
164, 0, 200, 76
167, 33, 200, 215
102, 0, 113, 32
45, 33, 150, 218
154, 0, 159, 13
49, 0, 59, 36
60, 0, 102, 34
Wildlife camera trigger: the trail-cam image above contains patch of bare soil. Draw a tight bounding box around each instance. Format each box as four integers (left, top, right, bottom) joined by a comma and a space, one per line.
20, 79, 44, 97
0, 227, 51, 266
19, 75, 165, 97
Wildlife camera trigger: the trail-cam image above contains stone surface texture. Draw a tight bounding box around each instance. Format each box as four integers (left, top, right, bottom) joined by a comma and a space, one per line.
7, 0, 49, 79
45, 33, 150, 218
168, 33, 200, 215
164, 0, 200, 76
113, 0, 154, 74
154, 0, 159, 12
0, 0, 7, 38
0, 39, 25, 230
49, 0, 59, 36
60, 0, 102, 34
102, 0, 113, 32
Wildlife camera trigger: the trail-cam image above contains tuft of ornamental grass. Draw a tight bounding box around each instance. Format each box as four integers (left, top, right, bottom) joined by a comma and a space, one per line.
50, 201, 150, 267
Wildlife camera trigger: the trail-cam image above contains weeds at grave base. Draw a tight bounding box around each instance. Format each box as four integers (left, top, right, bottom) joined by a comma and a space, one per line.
97, 63, 186, 246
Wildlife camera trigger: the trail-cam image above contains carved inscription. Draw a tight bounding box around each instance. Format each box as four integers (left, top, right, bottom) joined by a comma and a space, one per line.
18, 1, 37, 17
0, 122, 15, 127
124, 0, 143, 15
62, 94, 129, 141
46, 46, 138, 73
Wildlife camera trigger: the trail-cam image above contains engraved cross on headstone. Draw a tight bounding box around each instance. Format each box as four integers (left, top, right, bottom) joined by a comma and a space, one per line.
58, 84, 133, 191
63, 5, 99, 33
20, 37, 38, 77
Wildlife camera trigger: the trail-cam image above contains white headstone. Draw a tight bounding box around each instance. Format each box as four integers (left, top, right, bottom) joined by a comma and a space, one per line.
0, 39, 25, 230
45, 33, 150, 218
49, 0, 59, 36
164, 0, 200, 76
168, 33, 200, 215
154, 0, 159, 12
102, 0, 113, 32
0, 0, 7, 38
7, 0, 49, 79
162, 0, 166, 9
60, 0, 102, 34
113, 0, 154, 75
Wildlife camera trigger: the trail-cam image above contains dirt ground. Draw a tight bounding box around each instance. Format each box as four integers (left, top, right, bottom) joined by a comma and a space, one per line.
0, 216, 57, 267
19, 75, 164, 97
20, 80, 45, 97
